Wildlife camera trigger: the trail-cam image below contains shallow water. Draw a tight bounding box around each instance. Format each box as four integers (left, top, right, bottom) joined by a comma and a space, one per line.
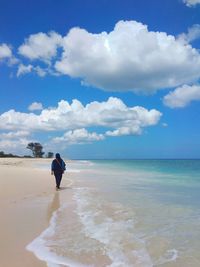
27, 160, 200, 266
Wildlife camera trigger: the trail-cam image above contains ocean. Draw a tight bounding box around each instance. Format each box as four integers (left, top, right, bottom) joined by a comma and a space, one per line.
27, 159, 200, 267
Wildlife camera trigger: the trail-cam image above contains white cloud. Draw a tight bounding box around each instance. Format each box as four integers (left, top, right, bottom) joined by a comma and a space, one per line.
0, 98, 162, 151
0, 43, 19, 67
106, 126, 142, 136
178, 24, 200, 44
163, 84, 200, 108
17, 64, 47, 77
52, 128, 105, 145
183, 0, 200, 7
28, 102, 43, 111
0, 131, 31, 155
34, 66, 46, 77
0, 43, 12, 60
105, 106, 161, 136
8, 57, 19, 66
0, 97, 162, 137
18, 31, 62, 63
54, 20, 200, 93
0, 130, 30, 139
0, 139, 29, 155
17, 64, 33, 77
0, 110, 45, 131
15, 20, 200, 92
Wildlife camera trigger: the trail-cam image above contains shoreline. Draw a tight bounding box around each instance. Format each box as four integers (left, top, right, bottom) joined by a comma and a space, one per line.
1, 158, 199, 266
0, 158, 62, 267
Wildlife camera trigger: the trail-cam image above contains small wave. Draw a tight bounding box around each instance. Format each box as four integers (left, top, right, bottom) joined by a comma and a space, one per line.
26, 203, 90, 267
74, 187, 153, 267
154, 249, 178, 266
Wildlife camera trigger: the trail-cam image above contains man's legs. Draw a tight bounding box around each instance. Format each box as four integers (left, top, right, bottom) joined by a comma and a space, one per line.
55, 172, 62, 189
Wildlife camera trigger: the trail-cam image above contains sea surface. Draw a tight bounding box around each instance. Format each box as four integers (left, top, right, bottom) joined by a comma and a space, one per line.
28, 159, 200, 267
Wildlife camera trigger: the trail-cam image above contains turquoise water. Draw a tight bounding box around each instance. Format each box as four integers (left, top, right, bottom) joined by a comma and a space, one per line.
91, 159, 200, 205
28, 159, 200, 267
89, 160, 200, 266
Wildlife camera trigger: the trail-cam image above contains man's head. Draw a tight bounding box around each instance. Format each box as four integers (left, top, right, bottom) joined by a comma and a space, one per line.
55, 153, 61, 159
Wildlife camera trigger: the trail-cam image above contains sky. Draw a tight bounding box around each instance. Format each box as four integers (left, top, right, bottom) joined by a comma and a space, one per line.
0, 0, 200, 159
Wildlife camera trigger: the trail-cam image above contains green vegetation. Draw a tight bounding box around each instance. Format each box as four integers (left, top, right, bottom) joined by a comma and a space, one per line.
0, 143, 54, 158
26, 142, 45, 158
0, 151, 20, 158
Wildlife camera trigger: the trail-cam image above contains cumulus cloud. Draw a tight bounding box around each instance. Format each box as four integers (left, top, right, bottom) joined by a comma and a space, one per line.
0, 43, 12, 60
163, 84, 200, 108
183, 0, 200, 7
106, 126, 142, 136
178, 24, 200, 44
0, 98, 162, 153
17, 64, 47, 77
13, 20, 200, 93
0, 97, 162, 136
28, 102, 43, 111
0, 139, 29, 154
52, 128, 105, 145
18, 31, 62, 63
0, 43, 19, 67
54, 20, 200, 93
0, 131, 31, 155
0, 130, 30, 139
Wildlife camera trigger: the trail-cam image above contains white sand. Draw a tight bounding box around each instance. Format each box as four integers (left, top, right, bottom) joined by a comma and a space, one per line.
0, 158, 62, 267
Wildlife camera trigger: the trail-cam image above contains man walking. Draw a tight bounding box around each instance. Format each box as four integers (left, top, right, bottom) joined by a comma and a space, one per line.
51, 153, 66, 190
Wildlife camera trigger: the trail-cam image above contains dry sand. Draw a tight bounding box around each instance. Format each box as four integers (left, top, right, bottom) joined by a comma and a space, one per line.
0, 158, 71, 267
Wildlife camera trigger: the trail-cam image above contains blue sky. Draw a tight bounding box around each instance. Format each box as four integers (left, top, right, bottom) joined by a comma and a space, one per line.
1, 0, 200, 159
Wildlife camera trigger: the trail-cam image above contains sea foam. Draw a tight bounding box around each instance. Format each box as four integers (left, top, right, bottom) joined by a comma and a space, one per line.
73, 187, 154, 267
26, 203, 90, 267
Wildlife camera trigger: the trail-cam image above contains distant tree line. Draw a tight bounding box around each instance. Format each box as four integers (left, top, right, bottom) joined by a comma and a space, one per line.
0, 151, 20, 158
0, 143, 54, 158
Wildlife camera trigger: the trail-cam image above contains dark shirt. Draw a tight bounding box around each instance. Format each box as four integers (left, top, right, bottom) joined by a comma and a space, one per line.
51, 158, 66, 172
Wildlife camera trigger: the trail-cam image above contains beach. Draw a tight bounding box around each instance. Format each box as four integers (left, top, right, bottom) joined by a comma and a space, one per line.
1, 158, 200, 267
0, 158, 67, 267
